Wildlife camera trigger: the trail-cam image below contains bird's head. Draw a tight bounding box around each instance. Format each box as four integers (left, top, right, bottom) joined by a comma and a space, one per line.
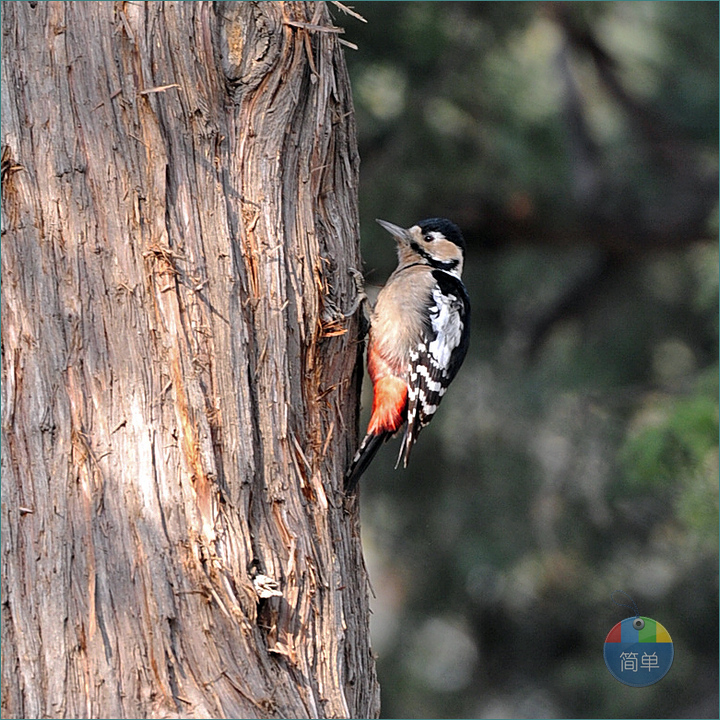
376, 217, 465, 277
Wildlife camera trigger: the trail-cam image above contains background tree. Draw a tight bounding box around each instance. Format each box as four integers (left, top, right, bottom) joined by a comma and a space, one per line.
1, 2, 379, 718
344, 2, 718, 718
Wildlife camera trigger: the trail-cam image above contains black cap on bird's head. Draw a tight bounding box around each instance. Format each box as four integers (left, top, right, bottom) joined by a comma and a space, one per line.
416, 217, 466, 254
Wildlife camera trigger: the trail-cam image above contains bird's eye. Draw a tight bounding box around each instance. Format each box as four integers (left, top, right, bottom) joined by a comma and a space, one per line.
424, 233, 435, 243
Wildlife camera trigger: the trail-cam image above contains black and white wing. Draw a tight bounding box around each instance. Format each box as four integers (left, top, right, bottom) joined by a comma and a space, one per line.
399, 270, 470, 467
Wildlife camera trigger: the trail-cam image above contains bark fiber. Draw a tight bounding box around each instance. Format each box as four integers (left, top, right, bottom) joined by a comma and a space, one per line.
1, 2, 378, 717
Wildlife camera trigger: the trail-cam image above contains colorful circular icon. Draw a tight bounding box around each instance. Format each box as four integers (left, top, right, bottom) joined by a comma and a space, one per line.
604, 616, 674, 687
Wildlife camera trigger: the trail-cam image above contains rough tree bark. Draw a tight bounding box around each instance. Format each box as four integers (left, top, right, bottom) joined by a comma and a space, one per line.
1, 2, 379, 718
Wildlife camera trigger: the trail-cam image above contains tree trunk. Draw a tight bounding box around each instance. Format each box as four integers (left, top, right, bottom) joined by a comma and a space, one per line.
1, 2, 378, 717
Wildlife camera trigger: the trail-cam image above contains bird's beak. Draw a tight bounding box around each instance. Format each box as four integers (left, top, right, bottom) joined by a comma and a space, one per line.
376, 219, 413, 246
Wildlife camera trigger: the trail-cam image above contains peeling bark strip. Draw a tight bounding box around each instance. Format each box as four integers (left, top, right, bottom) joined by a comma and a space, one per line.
1, 3, 379, 718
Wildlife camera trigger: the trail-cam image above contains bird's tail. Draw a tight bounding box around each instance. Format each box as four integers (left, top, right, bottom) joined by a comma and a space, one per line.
344, 433, 387, 494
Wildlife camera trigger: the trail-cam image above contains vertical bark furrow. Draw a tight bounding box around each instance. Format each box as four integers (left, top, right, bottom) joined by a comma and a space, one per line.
2, 2, 377, 718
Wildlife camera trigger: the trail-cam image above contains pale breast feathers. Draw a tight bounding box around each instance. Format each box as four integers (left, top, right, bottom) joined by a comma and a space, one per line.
370, 267, 437, 374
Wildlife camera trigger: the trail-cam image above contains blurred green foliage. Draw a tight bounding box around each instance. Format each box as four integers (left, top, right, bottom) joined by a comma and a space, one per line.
335, 1, 718, 718
619, 373, 719, 546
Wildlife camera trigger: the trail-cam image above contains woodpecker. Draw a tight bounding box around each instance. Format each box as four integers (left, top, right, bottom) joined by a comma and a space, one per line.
345, 217, 470, 493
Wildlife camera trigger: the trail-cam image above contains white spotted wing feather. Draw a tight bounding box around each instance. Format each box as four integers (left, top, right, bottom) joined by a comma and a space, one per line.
399, 272, 470, 466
